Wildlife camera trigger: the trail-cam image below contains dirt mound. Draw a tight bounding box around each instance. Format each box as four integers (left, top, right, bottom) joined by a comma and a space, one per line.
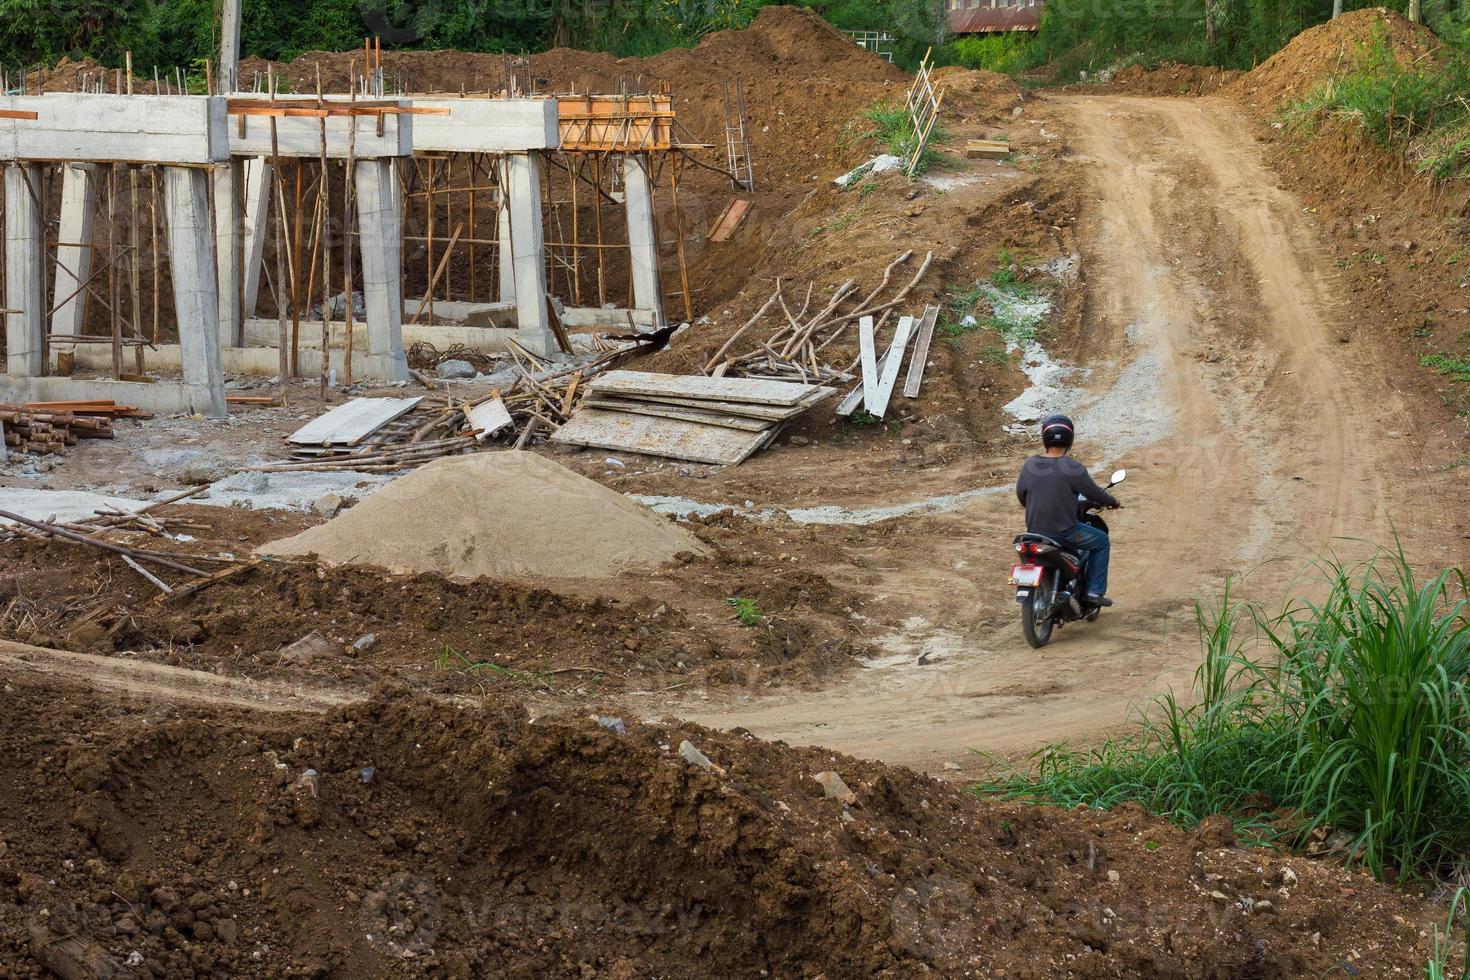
1103, 62, 1243, 97
1228, 8, 1441, 107
259, 452, 706, 579
0, 674, 1442, 977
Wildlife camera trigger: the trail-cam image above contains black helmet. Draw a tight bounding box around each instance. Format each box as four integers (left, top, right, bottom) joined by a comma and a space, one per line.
1041, 414, 1074, 450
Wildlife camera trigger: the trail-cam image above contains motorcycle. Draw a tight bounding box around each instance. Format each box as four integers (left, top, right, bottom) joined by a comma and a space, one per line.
1010, 469, 1127, 649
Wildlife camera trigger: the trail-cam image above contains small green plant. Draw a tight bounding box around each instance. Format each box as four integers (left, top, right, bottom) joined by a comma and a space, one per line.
435, 646, 548, 685
811, 200, 871, 236
859, 99, 949, 176
1424, 887, 1469, 980
727, 596, 762, 626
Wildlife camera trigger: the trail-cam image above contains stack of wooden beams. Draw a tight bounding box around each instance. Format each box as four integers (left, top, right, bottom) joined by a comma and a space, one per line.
22, 400, 152, 420
0, 403, 116, 454
704, 250, 934, 386
551, 371, 834, 465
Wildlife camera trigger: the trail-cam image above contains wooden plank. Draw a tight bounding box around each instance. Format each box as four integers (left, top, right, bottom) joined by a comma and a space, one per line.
588, 370, 823, 407
903, 304, 941, 399
835, 383, 864, 418
550, 409, 769, 465
609, 387, 833, 421
581, 397, 772, 432
228, 102, 410, 160
286, 397, 424, 447
868, 316, 914, 418
466, 398, 513, 441
708, 199, 752, 243
858, 316, 879, 412
965, 139, 1010, 160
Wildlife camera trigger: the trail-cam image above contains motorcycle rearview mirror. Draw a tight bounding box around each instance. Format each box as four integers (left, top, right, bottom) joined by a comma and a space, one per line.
1109, 469, 1127, 487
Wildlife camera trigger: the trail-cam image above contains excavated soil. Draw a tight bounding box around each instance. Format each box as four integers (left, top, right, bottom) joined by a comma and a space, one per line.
1227, 8, 1441, 108
0, 672, 1446, 978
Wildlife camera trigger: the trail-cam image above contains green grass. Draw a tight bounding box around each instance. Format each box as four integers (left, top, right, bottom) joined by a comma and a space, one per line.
727, 596, 763, 626
976, 549, 1470, 883
1425, 887, 1470, 979
940, 251, 1051, 347
945, 32, 1045, 75
1423, 352, 1470, 383
859, 100, 949, 176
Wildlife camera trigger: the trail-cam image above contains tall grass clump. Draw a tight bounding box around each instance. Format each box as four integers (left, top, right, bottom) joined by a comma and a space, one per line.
979, 549, 1470, 882
859, 100, 948, 175
1286, 35, 1470, 179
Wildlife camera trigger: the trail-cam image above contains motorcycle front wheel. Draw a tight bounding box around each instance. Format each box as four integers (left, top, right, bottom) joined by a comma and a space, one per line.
1021, 573, 1055, 648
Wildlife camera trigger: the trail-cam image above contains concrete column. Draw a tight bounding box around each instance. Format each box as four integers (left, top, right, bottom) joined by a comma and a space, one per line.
622, 152, 664, 328
213, 159, 242, 348
163, 166, 227, 417
51, 163, 96, 352
496, 196, 514, 304
4, 164, 46, 377
239, 156, 272, 320
504, 153, 554, 356
353, 159, 409, 381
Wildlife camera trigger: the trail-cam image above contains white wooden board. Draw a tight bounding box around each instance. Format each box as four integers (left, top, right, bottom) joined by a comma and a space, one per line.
903, 305, 940, 399
868, 316, 914, 418
835, 383, 864, 417
408, 97, 559, 153
551, 409, 770, 465
858, 315, 879, 411
589, 370, 823, 407
581, 398, 772, 432
610, 387, 833, 421
287, 396, 424, 447
0, 94, 227, 164
466, 398, 513, 441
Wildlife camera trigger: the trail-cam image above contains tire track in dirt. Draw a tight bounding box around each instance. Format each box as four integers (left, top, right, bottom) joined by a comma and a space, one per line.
662, 96, 1421, 774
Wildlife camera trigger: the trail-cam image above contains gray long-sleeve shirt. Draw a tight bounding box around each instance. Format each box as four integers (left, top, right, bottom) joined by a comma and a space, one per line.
1015, 455, 1118, 538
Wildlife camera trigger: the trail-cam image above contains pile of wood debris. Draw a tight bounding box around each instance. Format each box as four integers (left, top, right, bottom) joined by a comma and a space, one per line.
704, 250, 934, 390
0, 486, 251, 598
551, 371, 833, 465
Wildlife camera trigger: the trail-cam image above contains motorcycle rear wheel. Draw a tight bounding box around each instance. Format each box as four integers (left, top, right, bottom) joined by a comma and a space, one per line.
1021, 575, 1055, 648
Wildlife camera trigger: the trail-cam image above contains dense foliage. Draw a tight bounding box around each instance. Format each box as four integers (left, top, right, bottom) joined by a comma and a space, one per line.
0, 0, 943, 74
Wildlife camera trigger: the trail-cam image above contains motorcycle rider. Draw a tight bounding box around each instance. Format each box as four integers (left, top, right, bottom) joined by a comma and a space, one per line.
1015, 414, 1121, 607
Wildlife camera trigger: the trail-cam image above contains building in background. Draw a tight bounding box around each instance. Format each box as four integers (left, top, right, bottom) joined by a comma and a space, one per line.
947, 0, 1042, 35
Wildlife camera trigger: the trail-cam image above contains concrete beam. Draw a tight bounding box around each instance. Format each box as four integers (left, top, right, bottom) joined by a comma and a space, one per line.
163, 166, 227, 416
50, 163, 95, 349
239, 156, 272, 318
504, 154, 554, 356
227, 98, 412, 159
407, 98, 558, 153
4, 163, 45, 377
354, 159, 409, 381
622, 153, 664, 328
0, 94, 227, 165
559, 307, 657, 330
213, 160, 243, 347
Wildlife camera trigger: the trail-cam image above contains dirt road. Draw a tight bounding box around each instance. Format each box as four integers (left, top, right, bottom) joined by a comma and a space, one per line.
668, 95, 1439, 773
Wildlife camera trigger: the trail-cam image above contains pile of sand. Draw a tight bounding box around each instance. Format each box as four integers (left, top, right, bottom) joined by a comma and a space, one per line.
258, 451, 706, 579
1227, 8, 1441, 108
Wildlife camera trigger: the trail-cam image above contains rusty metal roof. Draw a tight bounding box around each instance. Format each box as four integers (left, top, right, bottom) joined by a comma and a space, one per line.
947, 2, 1041, 34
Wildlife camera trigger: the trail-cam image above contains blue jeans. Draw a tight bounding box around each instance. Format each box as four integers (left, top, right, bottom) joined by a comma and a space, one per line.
1060, 521, 1110, 598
